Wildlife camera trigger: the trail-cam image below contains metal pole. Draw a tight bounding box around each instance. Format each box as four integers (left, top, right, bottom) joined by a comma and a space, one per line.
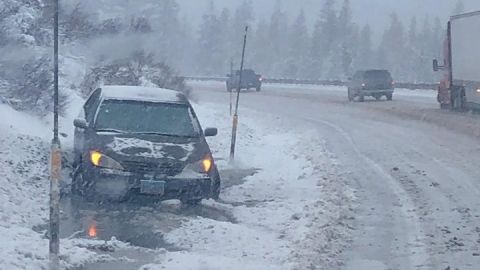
50, 0, 61, 269
229, 26, 248, 162
229, 58, 233, 116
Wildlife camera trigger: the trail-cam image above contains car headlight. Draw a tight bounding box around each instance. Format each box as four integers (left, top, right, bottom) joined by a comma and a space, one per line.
185, 155, 213, 174
90, 150, 124, 170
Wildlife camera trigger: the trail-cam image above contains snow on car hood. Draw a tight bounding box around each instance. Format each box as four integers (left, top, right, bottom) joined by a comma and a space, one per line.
107, 136, 196, 161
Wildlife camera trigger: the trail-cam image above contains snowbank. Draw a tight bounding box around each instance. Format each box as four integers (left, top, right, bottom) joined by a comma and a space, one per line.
0, 93, 354, 269
0, 99, 108, 269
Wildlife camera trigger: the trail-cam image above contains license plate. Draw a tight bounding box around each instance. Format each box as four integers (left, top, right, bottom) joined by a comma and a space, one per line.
140, 180, 165, 195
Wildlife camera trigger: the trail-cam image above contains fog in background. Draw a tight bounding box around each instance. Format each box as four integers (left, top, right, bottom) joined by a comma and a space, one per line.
178, 0, 480, 40
2, 0, 480, 111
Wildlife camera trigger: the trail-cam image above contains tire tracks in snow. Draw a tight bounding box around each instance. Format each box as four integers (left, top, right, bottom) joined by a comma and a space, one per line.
303, 116, 430, 269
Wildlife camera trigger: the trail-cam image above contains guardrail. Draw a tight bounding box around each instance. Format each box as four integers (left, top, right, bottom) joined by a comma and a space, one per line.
182, 76, 439, 90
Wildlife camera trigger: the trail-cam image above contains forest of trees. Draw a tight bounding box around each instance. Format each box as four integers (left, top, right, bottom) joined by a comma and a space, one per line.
0, 0, 468, 114
195, 0, 466, 82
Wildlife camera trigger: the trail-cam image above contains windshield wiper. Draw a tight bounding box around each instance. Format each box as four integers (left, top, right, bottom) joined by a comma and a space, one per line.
96, 128, 126, 133
132, 132, 196, 138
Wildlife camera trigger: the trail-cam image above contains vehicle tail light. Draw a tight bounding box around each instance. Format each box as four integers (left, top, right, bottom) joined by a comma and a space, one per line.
88, 224, 97, 238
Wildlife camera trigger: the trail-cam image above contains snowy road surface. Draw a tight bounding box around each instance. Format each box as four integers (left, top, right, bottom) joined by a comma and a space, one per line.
189, 82, 480, 269
1, 82, 480, 269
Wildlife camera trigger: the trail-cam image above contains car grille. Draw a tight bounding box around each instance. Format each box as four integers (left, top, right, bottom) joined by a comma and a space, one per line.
121, 160, 184, 176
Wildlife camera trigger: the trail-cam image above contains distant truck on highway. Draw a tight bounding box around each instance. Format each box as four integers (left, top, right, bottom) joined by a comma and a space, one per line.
433, 11, 480, 110
226, 69, 262, 92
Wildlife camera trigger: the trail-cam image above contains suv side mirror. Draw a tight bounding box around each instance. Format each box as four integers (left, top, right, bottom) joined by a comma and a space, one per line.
433, 59, 439, 72
204, 127, 218, 137
74, 118, 88, 129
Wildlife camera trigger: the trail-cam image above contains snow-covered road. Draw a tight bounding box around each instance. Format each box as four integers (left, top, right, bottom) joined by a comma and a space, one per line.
190, 82, 480, 269
2, 82, 480, 269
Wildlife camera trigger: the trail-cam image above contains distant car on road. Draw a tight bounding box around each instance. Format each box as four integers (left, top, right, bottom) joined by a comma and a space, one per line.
72, 85, 221, 205
226, 69, 262, 92
347, 70, 395, 102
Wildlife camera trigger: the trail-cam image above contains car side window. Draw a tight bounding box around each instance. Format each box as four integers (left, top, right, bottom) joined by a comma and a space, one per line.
84, 89, 101, 123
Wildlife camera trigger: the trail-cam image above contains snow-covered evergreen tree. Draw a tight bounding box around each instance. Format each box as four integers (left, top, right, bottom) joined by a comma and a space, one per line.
287, 9, 309, 78
308, 0, 337, 79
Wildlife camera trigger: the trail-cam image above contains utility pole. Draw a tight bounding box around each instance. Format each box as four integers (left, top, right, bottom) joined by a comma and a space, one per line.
229, 58, 234, 116
229, 26, 248, 162
49, 0, 61, 269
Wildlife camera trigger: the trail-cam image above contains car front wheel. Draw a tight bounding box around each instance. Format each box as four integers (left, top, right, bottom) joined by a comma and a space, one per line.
71, 163, 95, 201
386, 93, 393, 101
211, 168, 221, 200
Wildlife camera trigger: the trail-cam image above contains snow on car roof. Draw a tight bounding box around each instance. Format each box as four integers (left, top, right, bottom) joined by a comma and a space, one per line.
100, 85, 187, 103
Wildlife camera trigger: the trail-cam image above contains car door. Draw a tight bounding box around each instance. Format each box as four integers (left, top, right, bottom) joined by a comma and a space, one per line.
74, 89, 101, 156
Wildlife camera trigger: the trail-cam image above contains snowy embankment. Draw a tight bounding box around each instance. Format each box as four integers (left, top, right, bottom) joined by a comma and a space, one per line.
0, 101, 107, 269
0, 92, 354, 269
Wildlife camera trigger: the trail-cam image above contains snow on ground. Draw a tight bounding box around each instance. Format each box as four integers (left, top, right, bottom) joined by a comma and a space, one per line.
0, 86, 354, 269
143, 102, 355, 269
0, 99, 120, 269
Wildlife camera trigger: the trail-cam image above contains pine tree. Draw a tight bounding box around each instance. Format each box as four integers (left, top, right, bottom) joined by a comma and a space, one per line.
268, 0, 289, 76
250, 19, 270, 74
452, 0, 465, 15
287, 9, 309, 78
157, 0, 183, 62
354, 24, 373, 71
309, 0, 337, 79
377, 12, 407, 80
418, 16, 433, 81
197, 1, 223, 75
331, 0, 354, 78
406, 16, 420, 81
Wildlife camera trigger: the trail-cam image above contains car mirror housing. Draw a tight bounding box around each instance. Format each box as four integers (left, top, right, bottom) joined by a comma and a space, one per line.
74, 118, 88, 129
204, 128, 218, 137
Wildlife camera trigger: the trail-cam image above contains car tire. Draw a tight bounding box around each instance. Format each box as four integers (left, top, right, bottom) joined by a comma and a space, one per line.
375, 95, 382, 101
386, 93, 393, 101
211, 168, 221, 200
256, 86, 261, 92
71, 163, 95, 201
359, 95, 365, 102
348, 89, 354, 101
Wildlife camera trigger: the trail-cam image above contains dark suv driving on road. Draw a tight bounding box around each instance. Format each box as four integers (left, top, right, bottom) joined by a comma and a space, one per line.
348, 70, 395, 102
226, 69, 262, 92
72, 85, 220, 204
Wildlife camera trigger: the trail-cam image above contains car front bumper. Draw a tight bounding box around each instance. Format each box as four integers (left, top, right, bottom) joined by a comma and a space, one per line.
359, 89, 394, 95
89, 168, 213, 200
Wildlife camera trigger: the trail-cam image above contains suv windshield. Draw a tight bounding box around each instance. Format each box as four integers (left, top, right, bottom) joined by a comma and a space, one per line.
94, 100, 199, 137
364, 70, 392, 81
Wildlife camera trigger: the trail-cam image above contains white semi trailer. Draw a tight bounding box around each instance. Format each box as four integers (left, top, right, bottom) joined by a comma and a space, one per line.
434, 11, 480, 110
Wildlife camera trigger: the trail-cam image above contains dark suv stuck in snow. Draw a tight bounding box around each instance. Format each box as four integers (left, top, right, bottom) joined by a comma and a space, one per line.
72, 86, 220, 204
347, 70, 395, 102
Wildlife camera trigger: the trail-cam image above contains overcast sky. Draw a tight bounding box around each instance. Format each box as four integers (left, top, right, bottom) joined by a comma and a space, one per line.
178, 0, 480, 36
